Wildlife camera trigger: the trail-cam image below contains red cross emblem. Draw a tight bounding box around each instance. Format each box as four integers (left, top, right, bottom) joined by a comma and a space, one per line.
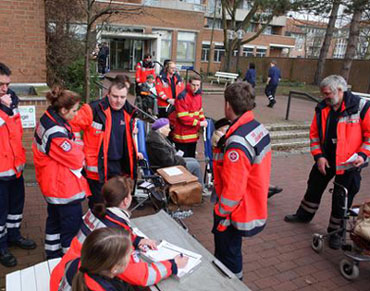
228, 150, 239, 162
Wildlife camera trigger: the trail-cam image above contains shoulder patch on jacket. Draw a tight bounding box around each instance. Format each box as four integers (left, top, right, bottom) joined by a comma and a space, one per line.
227, 150, 239, 162
245, 124, 268, 147
60, 140, 72, 152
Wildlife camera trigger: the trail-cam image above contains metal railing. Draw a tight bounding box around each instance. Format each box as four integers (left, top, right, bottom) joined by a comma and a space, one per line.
285, 91, 319, 121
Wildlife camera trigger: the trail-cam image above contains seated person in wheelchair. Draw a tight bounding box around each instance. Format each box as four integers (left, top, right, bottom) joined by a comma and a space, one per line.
146, 118, 206, 193
138, 74, 158, 116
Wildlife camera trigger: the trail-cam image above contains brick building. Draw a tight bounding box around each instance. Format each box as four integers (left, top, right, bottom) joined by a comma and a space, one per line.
0, 0, 47, 83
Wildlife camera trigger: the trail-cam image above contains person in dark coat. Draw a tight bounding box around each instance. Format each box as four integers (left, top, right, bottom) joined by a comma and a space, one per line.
243, 63, 256, 88
146, 118, 205, 191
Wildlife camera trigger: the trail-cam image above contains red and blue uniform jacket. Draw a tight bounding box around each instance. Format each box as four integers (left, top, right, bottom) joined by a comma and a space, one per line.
213, 111, 271, 236
33, 107, 91, 204
50, 207, 177, 291
310, 91, 370, 174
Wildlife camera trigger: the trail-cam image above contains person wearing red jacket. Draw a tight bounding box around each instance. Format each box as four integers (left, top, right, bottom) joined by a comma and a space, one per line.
172, 75, 207, 158
0, 63, 36, 267
50, 176, 188, 291
285, 75, 370, 249
33, 87, 91, 259
155, 61, 184, 118
70, 81, 139, 209
135, 54, 155, 95
213, 82, 271, 280
59, 228, 132, 291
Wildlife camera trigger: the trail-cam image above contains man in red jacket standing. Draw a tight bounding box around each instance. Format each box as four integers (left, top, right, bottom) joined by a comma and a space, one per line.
0, 63, 36, 267
172, 75, 207, 158
213, 82, 271, 280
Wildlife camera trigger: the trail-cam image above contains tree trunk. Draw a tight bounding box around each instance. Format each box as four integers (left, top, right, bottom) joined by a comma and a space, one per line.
84, 1, 92, 103
314, 0, 340, 85
206, 0, 217, 76
341, 6, 363, 81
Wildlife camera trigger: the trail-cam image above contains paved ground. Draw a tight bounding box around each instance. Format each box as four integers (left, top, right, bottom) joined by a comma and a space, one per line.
1, 88, 370, 290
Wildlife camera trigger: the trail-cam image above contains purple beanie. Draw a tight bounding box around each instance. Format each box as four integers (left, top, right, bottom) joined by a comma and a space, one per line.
152, 118, 170, 130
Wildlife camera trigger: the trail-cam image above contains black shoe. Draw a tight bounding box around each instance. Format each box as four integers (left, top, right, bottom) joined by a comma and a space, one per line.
284, 214, 309, 223
0, 249, 17, 267
268, 186, 283, 198
267, 99, 276, 108
9, 236, 37, 250
329, 234, 342, 250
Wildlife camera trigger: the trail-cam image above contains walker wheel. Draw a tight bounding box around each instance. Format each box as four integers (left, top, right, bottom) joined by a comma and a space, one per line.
311, 234, 324, 253
340, 258, 360, 280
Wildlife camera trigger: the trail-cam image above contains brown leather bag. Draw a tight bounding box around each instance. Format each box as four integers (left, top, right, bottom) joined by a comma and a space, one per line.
157, 166, 202, 206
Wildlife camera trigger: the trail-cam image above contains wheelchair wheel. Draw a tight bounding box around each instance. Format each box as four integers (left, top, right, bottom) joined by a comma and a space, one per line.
311, 233, 324, 253
340, 258, 359, 280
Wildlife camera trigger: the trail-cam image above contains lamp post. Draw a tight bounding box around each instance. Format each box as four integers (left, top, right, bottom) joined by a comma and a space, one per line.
236, 29, 245, 76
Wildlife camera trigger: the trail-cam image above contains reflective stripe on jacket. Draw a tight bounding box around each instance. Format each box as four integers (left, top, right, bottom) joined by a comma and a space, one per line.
135, 61, 155, 84
0, 90, 26, 180
32, 107, 91, 204
70, 98, 137, 182
49, 208, 175, 291
155, 72, 184, 108
310, 92, 370, 174
172, 85, 205, 143
214, 111, 271, 236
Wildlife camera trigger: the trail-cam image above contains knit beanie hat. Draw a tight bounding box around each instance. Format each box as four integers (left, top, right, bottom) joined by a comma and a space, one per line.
152, 118, 169, 130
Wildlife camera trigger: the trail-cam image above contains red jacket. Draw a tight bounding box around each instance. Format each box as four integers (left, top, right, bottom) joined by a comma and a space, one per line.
32, 108, 91, 204
50, 208, 176, 291
0, 90, 26, 180
135, 61, 155, 84
310, 92, 370, 174
172, 85, 205, 143
155, 72, 184, 108
214, 111, 271, 236
70, 98, 138, 182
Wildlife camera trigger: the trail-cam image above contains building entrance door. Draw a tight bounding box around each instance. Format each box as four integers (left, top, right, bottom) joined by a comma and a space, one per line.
110, 38, 143, 71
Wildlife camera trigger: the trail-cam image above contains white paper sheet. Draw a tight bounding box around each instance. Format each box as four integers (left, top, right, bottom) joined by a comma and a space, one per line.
162, 167, 183, 176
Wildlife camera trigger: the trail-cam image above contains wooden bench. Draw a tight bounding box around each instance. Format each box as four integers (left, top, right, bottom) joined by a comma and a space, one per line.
210, 71, 239, 87
6, 258, 61, 291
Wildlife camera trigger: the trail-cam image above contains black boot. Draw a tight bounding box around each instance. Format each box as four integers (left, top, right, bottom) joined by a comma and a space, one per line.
0, 248, 17, 267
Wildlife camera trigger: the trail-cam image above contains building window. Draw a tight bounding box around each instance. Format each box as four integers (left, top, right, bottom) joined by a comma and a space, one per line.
201, 44, 210, 62
245, 23, 256, 33
205, 18, 222, 29
177, 31, 197, 68
242, 47, 254, 57
333, 38, 347, 59
214, 45, 225, 62
263, 26, 272, 35
153, 29, 172, 62
256, 48, 266, 57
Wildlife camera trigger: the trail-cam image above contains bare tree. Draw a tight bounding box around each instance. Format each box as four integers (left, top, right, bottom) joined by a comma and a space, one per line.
220, 0, 306, 72
341, 0, 369, 80
78, 0, 143, 102
314, 0, 341, 85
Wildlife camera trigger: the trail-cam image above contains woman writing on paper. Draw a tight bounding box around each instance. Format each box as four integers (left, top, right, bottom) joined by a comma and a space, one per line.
50, 176, 188, 290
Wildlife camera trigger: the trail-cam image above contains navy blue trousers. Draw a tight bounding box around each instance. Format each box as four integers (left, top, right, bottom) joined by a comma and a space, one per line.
45, 202, 82, 259
265, 83, 278, 101
213, 214, 243, 279
86, 178, 104, 209
0, 176, 25, 250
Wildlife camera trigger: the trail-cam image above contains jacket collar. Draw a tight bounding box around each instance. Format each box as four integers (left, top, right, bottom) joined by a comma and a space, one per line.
186, 83, 202, 96
225, 111, 254, 139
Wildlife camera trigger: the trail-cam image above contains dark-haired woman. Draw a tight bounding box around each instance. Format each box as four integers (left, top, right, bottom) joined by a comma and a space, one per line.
50, 176, 187, 291
59, 228, 132, 291
33, 87, 91, 259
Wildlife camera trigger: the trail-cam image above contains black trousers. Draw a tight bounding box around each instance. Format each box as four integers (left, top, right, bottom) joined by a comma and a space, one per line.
212, 214, 243, 279
0, 176, 25, 250
265, 83, 278, 101
174, 142, 197, 158
87, 178, 104, 209
296, 164, 361, 233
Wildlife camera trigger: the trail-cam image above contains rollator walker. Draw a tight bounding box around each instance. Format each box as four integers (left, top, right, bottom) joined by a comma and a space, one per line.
311, 182, 370, 280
